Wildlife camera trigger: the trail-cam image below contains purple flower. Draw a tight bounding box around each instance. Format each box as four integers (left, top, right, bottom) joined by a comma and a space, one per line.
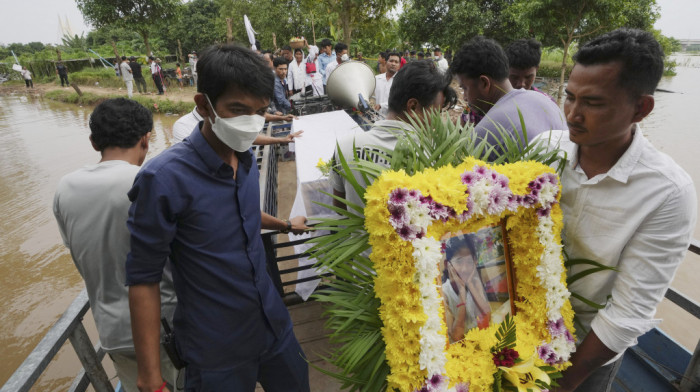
461, 171, 476, 185
397, 224, 417, 241
522, 194, 537, 206
388, 204, 409, 226
454, 383, 470, 392
474, 165, 488, 175
496, 175, 510, 188
428, 374, 446, 388
565, 329, 575, 343
537, 344, 559, 365
536, 207, 551, 218
547, 318, 567, 336
389, 188, 409, 204
408, 189, 420, 200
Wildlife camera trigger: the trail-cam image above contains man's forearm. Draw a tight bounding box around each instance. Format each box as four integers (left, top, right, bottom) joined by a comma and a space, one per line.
555, 330, 617, 392
129, 283, 165, 391
261, 211, 288, 231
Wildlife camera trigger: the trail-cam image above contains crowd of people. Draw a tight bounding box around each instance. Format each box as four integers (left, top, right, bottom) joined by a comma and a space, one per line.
52, 27, 696, 392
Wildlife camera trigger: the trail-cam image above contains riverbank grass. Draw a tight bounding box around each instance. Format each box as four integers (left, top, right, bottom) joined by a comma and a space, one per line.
44, 89, 192, 114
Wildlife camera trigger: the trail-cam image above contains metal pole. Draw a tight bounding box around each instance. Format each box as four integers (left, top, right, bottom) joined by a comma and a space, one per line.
68, 323, 114, 392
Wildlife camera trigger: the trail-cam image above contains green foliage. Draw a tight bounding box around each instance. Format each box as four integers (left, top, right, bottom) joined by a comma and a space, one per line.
44, 89, 192, 114
69, 67, 124, 88
492, 314, 517, 353
308, 110, 566, 391
161, 0, 225, 56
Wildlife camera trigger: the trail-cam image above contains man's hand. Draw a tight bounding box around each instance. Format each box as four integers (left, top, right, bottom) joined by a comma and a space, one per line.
290, 215, 310, 234
374, 104, 381, 111
283, 130, 304, 143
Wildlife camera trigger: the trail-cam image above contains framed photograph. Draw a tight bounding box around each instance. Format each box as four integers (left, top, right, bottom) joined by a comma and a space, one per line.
439, 221, 515, 343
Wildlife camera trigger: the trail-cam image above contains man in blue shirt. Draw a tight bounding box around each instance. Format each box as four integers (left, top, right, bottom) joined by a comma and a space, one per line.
127, 44, 310, 392
272, 57, 291, 114
317, 38, 334, 93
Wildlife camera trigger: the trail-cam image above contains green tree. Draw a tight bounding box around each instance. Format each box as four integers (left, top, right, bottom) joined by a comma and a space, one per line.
161, 0, 225, 55
399, 0, 484, 50
512, 0, 660, 101
76, 0, 181, 56
303, 0, 398, 47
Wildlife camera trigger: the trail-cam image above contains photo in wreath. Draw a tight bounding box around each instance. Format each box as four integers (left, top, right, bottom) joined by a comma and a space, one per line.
440, 223, 515, 343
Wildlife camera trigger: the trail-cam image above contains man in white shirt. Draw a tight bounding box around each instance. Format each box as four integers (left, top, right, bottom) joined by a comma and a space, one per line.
538, 29, 697, 392
373, 51, 400, 117
148, 56, 164, 95
433, 47, 449, 73
324, 42, 348, 80
53, 98, 179, 391
119, 56, 134, 98
331, 60, 457, 210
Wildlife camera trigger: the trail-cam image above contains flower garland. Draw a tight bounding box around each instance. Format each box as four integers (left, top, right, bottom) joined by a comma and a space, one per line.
365, 158, 576, 392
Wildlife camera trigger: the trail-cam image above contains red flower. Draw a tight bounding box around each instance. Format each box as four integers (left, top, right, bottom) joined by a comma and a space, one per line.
493, 347, 519, 367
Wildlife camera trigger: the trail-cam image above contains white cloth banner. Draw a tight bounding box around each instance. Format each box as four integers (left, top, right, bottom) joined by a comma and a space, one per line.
289, 110, 363, 300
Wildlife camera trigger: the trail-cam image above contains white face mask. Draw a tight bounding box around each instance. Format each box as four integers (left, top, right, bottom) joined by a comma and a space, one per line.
340, 53, 349, 62
205, 95, 265, 152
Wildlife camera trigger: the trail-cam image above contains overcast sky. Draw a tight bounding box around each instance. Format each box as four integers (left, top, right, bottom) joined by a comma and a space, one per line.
1, 0, 699, 45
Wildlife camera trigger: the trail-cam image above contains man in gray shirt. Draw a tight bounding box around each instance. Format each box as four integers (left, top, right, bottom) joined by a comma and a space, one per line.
54, 98, 179, 391
451, 37, 566, 158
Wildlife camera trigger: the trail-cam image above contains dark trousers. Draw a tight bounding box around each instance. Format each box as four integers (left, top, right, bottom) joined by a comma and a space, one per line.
24, 79, 33, 88
574, 357, 623, 392
59, 74, 69, 87
184, 328, 309, 392
134, 76, 147, 93
152, 74, 164, 94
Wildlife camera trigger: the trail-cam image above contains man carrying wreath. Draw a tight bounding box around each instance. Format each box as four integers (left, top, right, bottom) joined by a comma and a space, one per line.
538, 28, 697, 392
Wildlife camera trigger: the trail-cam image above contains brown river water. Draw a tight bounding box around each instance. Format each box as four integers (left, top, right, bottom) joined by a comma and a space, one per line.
1, 54, 699, 389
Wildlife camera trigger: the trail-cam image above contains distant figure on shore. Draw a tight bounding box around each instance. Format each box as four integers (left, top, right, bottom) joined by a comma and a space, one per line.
175, 63, 183, 89
53, 98, 180, 392
148, 56, 164, 95
20, 66, 33, 88
129, 56, 147, 94
55, 62, 69, 87
188, 51, 198, 86
505, 38, 554, 101
433, 47, 449, 73
119, 56, 134, 98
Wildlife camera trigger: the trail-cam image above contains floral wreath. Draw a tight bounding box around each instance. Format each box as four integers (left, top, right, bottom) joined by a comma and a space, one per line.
364, 157, 576, 392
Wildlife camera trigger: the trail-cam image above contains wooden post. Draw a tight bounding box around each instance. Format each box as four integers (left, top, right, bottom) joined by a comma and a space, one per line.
311, 13, 317, 45
226, 18, 233, 43
68, 323, 114, 392
71, 83, 83, 96
177, 39, 184, 64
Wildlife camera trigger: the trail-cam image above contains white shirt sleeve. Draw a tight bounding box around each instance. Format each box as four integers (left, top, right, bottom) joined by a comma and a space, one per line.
591, 181, 697, 353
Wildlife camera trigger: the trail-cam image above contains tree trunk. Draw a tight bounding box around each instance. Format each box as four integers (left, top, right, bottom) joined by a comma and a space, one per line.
142, 32, 152, 57
226, 18, 233, 43
111, 40, 120, 65
177, 39, 184, 64
341, 0, 352, 46
557, 37, 572, 105
56, 48, 62, 61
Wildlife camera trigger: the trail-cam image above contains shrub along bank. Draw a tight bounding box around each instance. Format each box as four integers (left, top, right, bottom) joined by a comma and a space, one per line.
44, 89, 192, 115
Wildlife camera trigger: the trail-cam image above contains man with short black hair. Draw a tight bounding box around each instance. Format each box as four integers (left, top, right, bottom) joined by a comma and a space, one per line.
505, 38, 552, 101
433, 47, 448, 73
128, 45, 310, 392
54, 98, 179, 392
129, 56, 147, 94
280, 45, 293, 62
332, 60, 457, 210
318, 38, 334, 91
373, 51, 401, 116
56, 61, 69, 87
417, 51, 425, 60
272, 56, 291, 114
538, 28, 696, 392
324, 42, 348, 79
451, 36, 565, 155
148, 56, 164, 95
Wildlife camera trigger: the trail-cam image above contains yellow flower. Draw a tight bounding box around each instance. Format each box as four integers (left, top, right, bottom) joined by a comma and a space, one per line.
499, 356, 551, 392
